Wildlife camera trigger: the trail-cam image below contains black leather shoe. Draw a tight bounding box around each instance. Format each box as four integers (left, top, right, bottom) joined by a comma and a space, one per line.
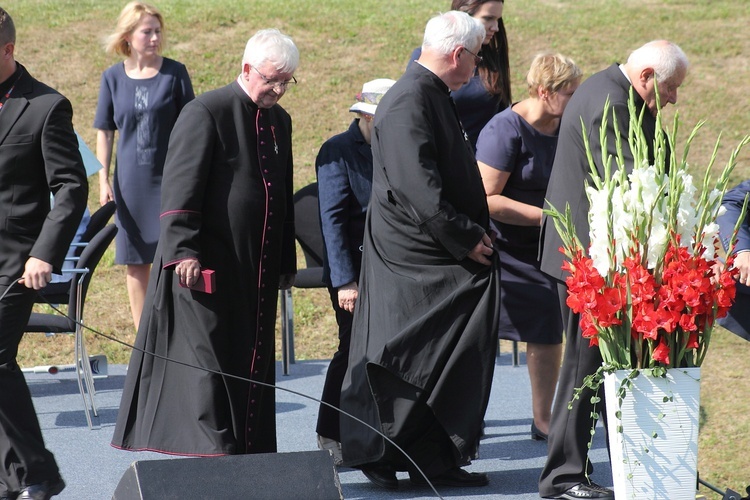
531, 421, 548, 441
361, 464, 398, 490
410, 467, 489, 487
557, 482, 614, 499
18, 477, 65, 500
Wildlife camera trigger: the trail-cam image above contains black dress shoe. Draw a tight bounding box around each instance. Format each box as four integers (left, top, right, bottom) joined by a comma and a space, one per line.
410, 467, 489, 487
531, 421, 548, 441
18, 477, 65, 500
557, 482, 614, 499
360, 464, 398, 490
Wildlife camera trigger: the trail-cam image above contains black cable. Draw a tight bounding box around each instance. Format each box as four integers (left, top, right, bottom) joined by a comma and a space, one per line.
0, 277, 23, 302
22, 281, 446, 499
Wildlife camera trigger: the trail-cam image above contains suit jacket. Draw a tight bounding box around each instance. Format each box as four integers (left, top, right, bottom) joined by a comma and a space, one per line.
0, 64, 88, 285
539, 64, 656, 281
315, 119, 372, 288
716, 180, 750, 341
718, 180, 750, 254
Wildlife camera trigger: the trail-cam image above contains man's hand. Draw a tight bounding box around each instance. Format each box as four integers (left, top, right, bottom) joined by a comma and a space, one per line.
734, 251, 750, 286
21, 257, 53, 290
338, 281, 358, 313
466, 233, 494, 266
175, 258, 201, 287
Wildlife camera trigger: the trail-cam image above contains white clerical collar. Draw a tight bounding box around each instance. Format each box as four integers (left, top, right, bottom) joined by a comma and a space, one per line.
618, 64, 632, 84
236, 75, 254, 100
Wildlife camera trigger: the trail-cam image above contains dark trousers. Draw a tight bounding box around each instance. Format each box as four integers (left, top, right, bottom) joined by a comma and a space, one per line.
538, 282, 606, 497
316, 287, 353, 442
0, 285, 60, 494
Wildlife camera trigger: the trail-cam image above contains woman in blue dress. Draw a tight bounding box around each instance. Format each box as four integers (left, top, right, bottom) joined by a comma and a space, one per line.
94, 1, 194, 330
476, 52, 581, 440
408, 0, 511, 148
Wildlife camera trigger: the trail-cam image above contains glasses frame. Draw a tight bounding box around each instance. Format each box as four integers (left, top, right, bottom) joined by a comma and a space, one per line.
252, 66, 297, 92
462, 46, 483, 66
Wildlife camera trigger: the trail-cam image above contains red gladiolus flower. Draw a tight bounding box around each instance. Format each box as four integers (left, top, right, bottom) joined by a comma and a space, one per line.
652, 337, 671, 365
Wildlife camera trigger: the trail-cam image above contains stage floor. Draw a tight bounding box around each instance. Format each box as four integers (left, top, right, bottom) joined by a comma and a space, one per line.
27, 352, 612, 499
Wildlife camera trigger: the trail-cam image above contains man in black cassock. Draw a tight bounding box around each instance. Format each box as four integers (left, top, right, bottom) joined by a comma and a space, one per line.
111, 29, 298, 456
339, 11, 499, 490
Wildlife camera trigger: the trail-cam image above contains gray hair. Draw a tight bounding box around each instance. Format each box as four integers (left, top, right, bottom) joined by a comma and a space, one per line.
242, 29, 299, 74
627, 40, 688, 80
422, 10, 485, 55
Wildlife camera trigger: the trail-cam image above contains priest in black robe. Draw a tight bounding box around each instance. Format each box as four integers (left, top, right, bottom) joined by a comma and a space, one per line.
111, 29, 299, 456
339, 11, 500, 490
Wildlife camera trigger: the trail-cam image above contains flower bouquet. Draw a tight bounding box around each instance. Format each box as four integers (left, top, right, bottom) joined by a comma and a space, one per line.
547, 91, 749, 372
546, 90, 750, 499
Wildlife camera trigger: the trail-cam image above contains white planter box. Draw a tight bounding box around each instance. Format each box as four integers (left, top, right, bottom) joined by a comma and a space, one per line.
603, 367, 700, 500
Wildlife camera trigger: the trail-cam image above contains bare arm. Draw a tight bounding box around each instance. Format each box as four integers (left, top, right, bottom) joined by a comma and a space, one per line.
478, 161, 543, 226
96, 129, 115, 206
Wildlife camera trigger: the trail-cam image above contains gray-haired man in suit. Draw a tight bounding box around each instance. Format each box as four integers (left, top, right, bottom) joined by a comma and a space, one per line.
538, 40, 688, 500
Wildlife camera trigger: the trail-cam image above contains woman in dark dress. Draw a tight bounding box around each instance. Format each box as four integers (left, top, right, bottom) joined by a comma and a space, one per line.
408, 0, 511, 148
94, 1, 194, 330
476, 52, 581, 440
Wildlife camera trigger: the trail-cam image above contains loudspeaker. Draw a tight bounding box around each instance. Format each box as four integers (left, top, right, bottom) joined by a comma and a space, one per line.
112, 450, 342, 500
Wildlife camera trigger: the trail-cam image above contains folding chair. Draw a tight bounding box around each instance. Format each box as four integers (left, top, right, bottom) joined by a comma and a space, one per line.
280, 182, 326, 375
36, 201, 115, 301
25, 224, 117, 428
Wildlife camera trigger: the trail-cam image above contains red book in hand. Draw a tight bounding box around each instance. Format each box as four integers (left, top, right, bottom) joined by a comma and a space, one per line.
179, 268, 216, 294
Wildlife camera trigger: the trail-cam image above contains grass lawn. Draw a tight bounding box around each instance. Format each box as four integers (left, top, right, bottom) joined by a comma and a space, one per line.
11, 0, 750, 495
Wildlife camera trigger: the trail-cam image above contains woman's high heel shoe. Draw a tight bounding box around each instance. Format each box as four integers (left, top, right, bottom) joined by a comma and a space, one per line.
531, 421, 548, 441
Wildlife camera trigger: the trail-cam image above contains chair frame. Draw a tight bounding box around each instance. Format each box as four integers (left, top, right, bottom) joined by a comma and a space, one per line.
26, 224, 117, 429
280, 183, 327, 375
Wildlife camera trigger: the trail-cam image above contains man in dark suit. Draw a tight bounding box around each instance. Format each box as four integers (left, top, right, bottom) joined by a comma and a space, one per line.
0, 7, 88, 500
716, 180, 750, 342
538, 40, 688, 500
